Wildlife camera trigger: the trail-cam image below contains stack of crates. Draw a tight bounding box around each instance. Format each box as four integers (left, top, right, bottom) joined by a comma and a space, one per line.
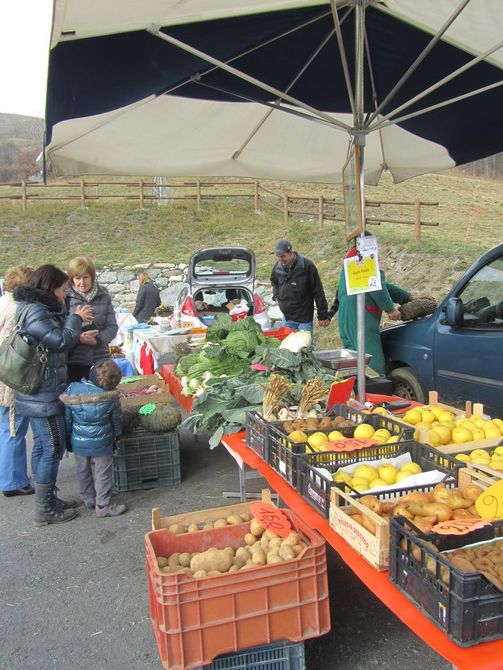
197, 640, 305, 670
113, 428, 181, 492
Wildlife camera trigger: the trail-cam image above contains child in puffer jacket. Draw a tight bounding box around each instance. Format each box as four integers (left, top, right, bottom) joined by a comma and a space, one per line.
61, 360, 127, 517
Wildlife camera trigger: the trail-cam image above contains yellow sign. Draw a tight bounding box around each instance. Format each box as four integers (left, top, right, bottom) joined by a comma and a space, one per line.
475, 478, 503, 520
344, 254, 381, 296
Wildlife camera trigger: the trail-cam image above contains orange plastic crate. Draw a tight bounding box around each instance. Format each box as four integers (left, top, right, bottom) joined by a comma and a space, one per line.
145, 510, 330, 670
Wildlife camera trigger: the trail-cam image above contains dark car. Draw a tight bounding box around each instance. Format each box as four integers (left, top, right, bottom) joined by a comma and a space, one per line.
382, 243, 503, 416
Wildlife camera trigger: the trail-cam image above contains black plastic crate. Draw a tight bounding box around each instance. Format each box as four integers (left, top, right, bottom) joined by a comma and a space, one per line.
389, 516, 503, 646
198, 640, 305, 670
245, 411, 270, 462
113, 428, 181, 492
268, 422, 310, 488
298, 441, 458, 518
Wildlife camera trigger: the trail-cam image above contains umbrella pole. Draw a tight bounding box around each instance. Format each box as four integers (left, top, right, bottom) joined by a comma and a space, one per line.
355, 0, 367, 403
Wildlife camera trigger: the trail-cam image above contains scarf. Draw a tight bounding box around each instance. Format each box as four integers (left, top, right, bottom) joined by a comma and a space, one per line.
72, 281, 99, 304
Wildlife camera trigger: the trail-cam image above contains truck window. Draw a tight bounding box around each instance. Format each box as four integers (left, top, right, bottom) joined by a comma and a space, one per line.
458, 256, 503, 328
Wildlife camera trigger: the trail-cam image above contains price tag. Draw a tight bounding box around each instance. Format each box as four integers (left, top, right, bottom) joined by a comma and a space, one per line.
431, 518, 492, 535
138, 403, 156, 415
326, 438, 376, 452
475, 479, 503, 520
249, 502, 292, 538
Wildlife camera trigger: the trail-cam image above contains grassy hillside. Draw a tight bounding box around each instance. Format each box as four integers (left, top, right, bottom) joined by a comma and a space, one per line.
0, 170, 501, 348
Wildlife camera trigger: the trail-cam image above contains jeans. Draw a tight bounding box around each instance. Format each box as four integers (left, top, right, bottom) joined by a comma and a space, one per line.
30, 415, 66, 485
0, 406, 30, 491
282, 320, 314, 348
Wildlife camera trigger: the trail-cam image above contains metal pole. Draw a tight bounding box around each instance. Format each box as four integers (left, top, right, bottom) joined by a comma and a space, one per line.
355, 0, 367, 402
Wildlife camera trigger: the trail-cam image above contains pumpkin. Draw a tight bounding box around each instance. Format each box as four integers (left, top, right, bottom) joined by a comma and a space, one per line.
121, 406, 140, 434
140, 404, 182, 433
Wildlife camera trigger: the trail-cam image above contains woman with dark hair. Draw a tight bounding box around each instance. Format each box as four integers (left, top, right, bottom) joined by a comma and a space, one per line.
14, 264, 93, 525
133, 272, 161, 323
66, 256, 118, 382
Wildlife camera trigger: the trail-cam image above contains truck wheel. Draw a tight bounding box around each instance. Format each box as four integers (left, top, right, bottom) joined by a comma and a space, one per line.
389, 367, 426, 403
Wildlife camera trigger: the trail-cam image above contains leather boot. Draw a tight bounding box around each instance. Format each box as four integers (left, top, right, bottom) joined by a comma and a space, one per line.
34, 483, 79, 526
51, 484, 78, 510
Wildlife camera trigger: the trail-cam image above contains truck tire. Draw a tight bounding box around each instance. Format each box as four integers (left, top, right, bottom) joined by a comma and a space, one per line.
389, 367, 426, 403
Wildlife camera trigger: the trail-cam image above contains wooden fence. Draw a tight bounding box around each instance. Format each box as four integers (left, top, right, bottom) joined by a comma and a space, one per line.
0, 177, 438, 241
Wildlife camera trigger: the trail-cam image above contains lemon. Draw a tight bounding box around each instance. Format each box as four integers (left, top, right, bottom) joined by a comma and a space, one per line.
387, 435, 400, 443
451, 426, 473, 443
484, 426, 501, 439
377, 464, 397, 484
353, 464, 378, 481
374, 428, 391, 439
395, 471, 413, 483
333, 471, 352, 484
431, 425, 451, 445
426, 429, 442, 447
372, 406, 387, 416
307, 432, 328, 450
327, 430, 344, 441
353, 424, 375, 439
403, 408, 422, 425
420, 410, 436, 424
288, 430, 308, 443
369, 478, 388, 488
455, 453, 471, 463
350, 477, 370, 492
400, 462, 422, 475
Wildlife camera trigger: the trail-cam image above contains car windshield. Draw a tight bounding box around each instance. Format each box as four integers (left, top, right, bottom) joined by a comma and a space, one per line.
194, 258, 250, 278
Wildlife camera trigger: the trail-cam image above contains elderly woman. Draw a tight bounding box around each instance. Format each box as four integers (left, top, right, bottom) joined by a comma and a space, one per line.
0, 265, 34, 497
66, 257, 118, 383
14, 264, 93, 525
133, 271, 161, 323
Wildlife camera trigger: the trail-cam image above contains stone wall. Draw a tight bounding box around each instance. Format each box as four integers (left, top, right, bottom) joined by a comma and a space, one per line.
96, 262, 275, 309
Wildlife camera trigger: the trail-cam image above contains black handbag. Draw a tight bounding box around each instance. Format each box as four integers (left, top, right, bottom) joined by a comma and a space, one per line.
0, 304, 48, 394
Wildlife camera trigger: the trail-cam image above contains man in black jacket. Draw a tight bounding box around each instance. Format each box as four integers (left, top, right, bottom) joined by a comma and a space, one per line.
270, 240, 330, 342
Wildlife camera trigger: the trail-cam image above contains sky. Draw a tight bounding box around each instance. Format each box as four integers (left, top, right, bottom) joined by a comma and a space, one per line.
0, 0, 53, 118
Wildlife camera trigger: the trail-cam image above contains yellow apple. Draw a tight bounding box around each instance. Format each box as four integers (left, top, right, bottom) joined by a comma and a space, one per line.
333, 471, 352, 484
369, 478, 389, 488
451, 426, 473, 443
403, 408, 422, 425
353, 464, 378, 482
484, 426, 501, 439
350, 477, 370, 492
377, 464, 397, 484
353, 424, 375, 439
400, 461, 422, 475
431, 425, 451, 445
455, 453, 471, 463
328, 430, 344, 441
395, 471, 413, 483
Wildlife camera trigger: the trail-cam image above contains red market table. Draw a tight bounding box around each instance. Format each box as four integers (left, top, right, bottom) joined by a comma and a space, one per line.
160, 364, 503, 670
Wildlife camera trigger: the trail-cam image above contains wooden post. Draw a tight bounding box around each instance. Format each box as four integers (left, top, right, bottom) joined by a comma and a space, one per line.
283, 194, 289, 225
21, 180, 27, 211
196, 179, 202, 210
80, 178, 86, 208
415, 198, 421, 243
319, 195, 324, 228
254, 180, 260, 214
139, 179, 144, 209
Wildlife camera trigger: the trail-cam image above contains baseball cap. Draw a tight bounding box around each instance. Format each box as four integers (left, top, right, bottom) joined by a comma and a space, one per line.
273, 239, 293, 255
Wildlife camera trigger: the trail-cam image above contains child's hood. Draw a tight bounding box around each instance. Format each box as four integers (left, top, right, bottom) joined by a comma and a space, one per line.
60, 380, 120, 406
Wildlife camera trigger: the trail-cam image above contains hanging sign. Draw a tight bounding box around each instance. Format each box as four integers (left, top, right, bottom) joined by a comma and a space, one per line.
249, 502, 292, 538
344, 235, 382, 296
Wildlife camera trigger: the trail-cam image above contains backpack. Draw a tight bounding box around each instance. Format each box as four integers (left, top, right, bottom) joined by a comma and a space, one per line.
0, 304, 48, 394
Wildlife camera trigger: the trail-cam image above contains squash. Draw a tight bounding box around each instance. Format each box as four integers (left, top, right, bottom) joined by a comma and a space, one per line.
139, 404, 182, 432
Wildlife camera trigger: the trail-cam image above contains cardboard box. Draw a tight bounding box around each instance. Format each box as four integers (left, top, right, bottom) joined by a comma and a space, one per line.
119, 374, 172, 408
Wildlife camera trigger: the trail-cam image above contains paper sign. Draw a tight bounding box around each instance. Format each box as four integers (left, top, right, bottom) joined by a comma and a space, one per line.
249, 502, 292, 538
325, 438, 376, 452
431, 518, 492, 535
475, 479, 503, 520
344, 253, 382, 296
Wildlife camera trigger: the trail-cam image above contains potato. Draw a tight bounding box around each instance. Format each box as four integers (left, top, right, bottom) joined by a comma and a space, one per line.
263, 530, 280, 541
244, 532, 257, 546
193, 570, 207, 578
250, 518, 265, 537
202, 523, 214, 530
240, 560, 256, 570
233, 556, 246, 568
182, 568, 193, 576
282, 531, 300, 547
214, 518, 228, 528
161, 566, 180, 574
179, 552, 191, 567
239, 512, 252, 522
250, 546, 266, 566
226, 514, 243, 525
292, 543, 307, 557
228, 564, 240, 572
187, 523, 199, 533
168, 524, 185, 535
268, 537, 281, 549
279, 543, 295, 561
167, 552, 181, 567
260, 536, 270, 552
190, 547, 234, 573
267, 545, 279, 556
207, 570, 222, 576
267, 553, 284, 564
157, 556, 169, 569
235, 546, 251, 562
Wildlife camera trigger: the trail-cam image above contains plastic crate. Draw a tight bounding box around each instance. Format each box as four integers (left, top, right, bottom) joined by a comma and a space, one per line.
197, 640, 305, 670
145, 509, 330, 669
388, 516, 503, 646
245, 412, 271, 462
298, 441, 459, 519
113, 429, 181, 492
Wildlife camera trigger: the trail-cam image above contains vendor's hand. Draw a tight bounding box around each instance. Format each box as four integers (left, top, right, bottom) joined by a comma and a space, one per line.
318, 319, 330, 328
387, 309, 402, 321
80, 329, 98, 345
75, 305, 93, 321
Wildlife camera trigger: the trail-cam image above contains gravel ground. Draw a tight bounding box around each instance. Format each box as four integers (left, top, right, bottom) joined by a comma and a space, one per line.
0, 429, 452, 670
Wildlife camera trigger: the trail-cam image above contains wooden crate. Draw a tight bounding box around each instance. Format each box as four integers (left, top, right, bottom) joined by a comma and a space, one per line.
119, 373, 172, 408
151, 489, 273, 531
458, 463, 503, 490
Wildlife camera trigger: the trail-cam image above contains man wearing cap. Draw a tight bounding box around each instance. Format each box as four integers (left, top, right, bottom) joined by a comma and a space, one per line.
270, 240, 330, 342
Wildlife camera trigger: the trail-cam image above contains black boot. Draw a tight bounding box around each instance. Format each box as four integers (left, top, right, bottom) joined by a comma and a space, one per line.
51, 484, 78, 510
34, 483, 79, 526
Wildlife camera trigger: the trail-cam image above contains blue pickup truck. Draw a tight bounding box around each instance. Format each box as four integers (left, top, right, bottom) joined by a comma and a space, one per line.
381, 243, 503, 416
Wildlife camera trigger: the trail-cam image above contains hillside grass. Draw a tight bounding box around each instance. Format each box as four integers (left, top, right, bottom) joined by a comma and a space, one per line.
0, 171, 501, 349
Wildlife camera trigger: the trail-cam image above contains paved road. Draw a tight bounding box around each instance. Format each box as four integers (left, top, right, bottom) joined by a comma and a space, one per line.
0, 430, 451, 670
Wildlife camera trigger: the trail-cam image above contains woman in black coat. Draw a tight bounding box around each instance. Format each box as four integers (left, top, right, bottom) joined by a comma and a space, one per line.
133, 272, 161, 323
14, 265, 92, 526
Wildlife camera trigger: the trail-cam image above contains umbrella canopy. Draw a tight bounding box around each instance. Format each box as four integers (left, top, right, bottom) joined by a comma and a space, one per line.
45, 0, 503, 183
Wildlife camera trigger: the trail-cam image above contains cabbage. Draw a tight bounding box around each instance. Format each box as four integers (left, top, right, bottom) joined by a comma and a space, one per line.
279, 331, 311, 352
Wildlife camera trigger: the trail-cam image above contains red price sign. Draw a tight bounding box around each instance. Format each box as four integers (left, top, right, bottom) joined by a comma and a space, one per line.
326, 438, 376, 452
249, 502, 292, 538
431, 518, 492, 536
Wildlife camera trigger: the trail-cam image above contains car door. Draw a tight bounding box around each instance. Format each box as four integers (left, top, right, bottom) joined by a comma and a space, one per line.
432, 248, 503, 414
188, 248, 256, 294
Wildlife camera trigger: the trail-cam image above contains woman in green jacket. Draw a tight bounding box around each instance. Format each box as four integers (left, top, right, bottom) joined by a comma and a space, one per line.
336, 246, 412, 377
